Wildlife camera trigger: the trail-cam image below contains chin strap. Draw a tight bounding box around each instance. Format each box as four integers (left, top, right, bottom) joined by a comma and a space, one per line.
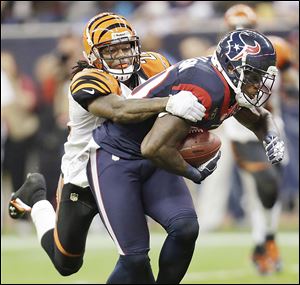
83, 51, 95, 66
102, 60, 134, 81
235, 91, 253, 108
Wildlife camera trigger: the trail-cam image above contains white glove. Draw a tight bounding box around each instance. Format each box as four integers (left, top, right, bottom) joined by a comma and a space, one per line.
263, 133, 285, 164
166, 90, 206, 122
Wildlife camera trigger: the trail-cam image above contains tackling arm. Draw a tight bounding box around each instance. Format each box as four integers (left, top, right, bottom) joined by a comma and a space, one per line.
88, 94, 168, 124
88, 90, 205, 124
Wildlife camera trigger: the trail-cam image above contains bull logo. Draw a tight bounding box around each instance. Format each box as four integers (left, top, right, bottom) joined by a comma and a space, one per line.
226, 31, 261, 61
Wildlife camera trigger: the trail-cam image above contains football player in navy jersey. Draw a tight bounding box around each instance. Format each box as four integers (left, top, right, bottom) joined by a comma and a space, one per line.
199, 5, 295, 274
7, 13, 206, 280
85, 29, 285, 283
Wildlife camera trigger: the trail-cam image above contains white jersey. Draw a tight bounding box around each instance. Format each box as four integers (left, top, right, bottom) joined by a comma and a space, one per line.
61, 75, 137, 187
60, 52, 171, 187
61, 89, 105, 187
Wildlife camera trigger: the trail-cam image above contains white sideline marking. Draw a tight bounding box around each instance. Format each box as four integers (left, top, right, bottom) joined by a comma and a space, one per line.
1, 232, 299, 250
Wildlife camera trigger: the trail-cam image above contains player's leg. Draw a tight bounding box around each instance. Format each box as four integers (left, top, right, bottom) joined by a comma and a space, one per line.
143, 167, 199, 283
9, 173, 48, 219
8, 173, 98, 276
42, 182, 98, 275
238, 168, 271, 274
233, 141, 283, 274
252, 166, 283, 272
87, 148, 155, 284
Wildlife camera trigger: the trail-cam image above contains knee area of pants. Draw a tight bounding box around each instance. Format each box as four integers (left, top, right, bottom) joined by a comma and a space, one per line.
168, 218, 199, 243
261, 196, 277, 209
258, 183, 278, 208
55, 260, 83, 276
120, 254, 150, 270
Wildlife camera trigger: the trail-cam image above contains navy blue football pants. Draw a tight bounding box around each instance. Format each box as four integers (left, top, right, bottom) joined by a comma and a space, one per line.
87, 148, 197, 255
41, 148, 198, 283
87, 148, 199, 283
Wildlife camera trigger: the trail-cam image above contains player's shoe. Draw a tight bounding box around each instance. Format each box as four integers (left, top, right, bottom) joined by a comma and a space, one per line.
265, 234, 282, 272
252, 245, 273, 275
8, 173, 47, 219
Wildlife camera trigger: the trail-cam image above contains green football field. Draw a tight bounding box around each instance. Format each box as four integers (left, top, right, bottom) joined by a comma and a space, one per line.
1, 230, 299, 284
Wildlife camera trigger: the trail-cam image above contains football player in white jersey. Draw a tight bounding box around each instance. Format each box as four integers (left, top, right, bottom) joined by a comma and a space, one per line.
8, 12, 206, 276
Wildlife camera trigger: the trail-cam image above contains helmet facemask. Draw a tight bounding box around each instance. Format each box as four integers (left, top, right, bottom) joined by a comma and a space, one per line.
229, 60, 278, 107
92, 36, 141, 82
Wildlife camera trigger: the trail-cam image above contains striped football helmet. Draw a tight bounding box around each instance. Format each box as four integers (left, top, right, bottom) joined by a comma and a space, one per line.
83, 12, 141, 81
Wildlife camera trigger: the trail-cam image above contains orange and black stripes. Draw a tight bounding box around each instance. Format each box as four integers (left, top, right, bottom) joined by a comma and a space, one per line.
70, 69, 121, 110
97, 23, 133, 43
71, 73, 109, 95
87, 13, 127, 33
71, 70, 120, 96
86, 13, 134, 46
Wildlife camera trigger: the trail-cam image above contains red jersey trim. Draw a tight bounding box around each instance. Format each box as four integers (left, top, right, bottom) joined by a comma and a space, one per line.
172, 84, 212, 119
212, 66, 231, 119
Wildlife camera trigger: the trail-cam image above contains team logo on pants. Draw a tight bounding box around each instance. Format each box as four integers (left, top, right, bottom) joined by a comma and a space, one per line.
70, 193, 79, 202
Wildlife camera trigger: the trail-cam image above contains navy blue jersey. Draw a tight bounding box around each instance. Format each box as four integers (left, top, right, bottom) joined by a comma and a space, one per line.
93, 57, 240, 159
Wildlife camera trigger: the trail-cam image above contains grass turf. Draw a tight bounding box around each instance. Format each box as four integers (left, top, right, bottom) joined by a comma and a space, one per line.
1, 231, 299, 284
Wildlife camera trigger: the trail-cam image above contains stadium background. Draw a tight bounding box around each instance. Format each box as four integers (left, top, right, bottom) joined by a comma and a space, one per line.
1, 1, 299, 284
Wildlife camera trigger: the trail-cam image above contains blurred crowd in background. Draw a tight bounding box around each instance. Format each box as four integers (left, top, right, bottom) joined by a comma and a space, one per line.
1, 1, 299, 232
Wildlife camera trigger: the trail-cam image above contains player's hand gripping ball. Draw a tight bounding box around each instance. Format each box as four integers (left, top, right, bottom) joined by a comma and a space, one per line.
179, 128, 222, 167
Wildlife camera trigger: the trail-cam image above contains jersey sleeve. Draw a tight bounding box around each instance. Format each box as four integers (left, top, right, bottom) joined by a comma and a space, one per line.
70, 69, 121, 110
139, 51, 171, 79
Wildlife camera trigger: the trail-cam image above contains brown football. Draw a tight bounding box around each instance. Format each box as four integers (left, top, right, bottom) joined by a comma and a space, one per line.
179, 128, 221, 167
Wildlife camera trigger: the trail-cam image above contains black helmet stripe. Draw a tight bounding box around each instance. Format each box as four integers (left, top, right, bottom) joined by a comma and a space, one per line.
97, 23, 133, 43
87, 13, 111, 31
91, 17, 118, 43
88, 14, 129, 43
92, 16, 121, 33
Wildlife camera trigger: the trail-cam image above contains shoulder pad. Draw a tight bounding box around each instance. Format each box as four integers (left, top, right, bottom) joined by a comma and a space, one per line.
70, 69, 121, 96
140, 52, 171, 78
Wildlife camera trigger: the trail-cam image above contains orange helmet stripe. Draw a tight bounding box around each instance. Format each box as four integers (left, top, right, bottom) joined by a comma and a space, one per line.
86, 13, 134, 46
97, 23, 133, 44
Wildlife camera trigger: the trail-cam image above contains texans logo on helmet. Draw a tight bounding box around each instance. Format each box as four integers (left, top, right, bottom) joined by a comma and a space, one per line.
226, 31, 261, 61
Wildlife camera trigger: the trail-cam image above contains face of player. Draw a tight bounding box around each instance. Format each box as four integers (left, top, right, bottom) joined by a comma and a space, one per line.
99, 43, 134, 69
241, 70, 263, 98
242, 81, 260, 98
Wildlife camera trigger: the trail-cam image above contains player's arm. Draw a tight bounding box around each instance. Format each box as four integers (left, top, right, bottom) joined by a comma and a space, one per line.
141, 114, 220, 184
72, 69, 204, 124
88, 94, 168, 123
234, 106, 285, 164
88, 89, 205, 124
234, 106, 277, 141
